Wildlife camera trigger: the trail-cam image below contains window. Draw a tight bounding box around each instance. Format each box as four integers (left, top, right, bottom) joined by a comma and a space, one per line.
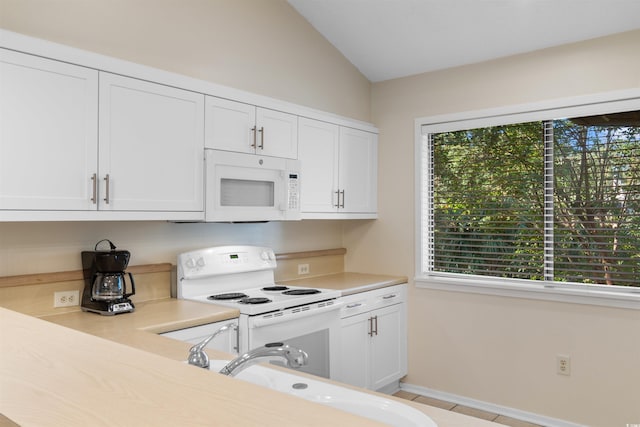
427, 121, 546, 280
416, 95, 640, 307
553, 117, 639, 286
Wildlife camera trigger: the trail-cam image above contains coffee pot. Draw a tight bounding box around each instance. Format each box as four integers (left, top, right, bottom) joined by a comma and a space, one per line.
92, 272, 135, 301
81, 239, 136, 315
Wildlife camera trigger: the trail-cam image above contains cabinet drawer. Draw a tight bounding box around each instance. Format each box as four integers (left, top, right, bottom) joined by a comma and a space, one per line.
370, 285, 406, 310
340, 283, 406, 318
340, 296, 370, 317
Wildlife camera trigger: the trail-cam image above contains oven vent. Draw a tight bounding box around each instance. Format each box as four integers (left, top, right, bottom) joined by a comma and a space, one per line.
262, 312, 285, 319
318, 300, 335, 308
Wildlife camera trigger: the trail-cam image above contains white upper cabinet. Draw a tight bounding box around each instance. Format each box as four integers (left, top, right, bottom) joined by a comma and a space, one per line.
298, 118, 377, 218
205, 96, 298, 159
255, 107, 298, 158
204, 97, 255, 155
1, 31, 378, 222
297, 118, 340, 213
338, 127, 378, 214
98, 73, 205, 213
0, 49, 99, 211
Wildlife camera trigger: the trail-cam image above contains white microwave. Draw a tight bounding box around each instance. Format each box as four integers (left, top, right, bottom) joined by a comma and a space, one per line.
205, 150, 301, 222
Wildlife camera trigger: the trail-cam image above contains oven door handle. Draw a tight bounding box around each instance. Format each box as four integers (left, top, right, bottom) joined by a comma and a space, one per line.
249, 300, 343, 328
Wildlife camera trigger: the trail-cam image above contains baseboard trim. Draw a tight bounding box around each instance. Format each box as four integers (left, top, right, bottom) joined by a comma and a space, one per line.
399, 383, 587, 427
375, 380, 401, 395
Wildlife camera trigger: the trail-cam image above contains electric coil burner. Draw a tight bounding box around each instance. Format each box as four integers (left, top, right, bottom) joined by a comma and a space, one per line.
283, 289, 321, 296
239, 297, 271, 304
207, 292, 248, 301
262, 286, 289, 291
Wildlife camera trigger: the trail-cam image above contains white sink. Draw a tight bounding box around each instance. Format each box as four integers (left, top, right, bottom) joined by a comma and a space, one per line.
208, 360, 437, 427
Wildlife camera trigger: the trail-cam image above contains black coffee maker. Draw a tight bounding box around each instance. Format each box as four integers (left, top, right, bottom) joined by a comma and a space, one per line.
81, 239, 136, 315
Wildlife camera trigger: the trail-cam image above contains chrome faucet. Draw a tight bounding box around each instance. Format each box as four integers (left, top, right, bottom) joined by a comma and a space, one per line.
219, 342, 308, 377
187, 322, 237, 369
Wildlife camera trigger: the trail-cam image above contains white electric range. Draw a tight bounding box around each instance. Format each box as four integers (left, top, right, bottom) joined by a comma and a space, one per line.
176, 245, 342, 379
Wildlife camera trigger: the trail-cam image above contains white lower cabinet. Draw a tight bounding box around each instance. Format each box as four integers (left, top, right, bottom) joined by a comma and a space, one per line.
160, 318, 239, 355
335, 284, 407, 391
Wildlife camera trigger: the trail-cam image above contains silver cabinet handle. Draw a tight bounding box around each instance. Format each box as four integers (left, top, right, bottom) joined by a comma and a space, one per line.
251, 126, 257, 149
346, 303, 363, 309
90, 173, 97, 204
258, 126, 264, 149
334, 190, 345, 209
103, 174, 110, 204
383, 294, 397, 300
367, 316, 378, 336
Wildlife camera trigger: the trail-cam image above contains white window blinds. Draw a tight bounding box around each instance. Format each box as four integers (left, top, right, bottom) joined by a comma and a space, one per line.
423, 112, 640, 287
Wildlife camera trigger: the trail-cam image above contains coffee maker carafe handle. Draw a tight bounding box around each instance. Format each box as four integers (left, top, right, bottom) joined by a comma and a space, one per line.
124, 272, 136, 299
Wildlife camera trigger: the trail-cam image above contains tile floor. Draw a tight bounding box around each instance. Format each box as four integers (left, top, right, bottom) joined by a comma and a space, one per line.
393, 390, 544, 427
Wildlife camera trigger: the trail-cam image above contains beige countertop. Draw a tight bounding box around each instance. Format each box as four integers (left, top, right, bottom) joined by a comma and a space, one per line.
1, 273, 499, 427
280, 272, 408, 295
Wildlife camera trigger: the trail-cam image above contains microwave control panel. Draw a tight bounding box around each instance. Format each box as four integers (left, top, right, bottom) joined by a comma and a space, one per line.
288, 173, 299, 210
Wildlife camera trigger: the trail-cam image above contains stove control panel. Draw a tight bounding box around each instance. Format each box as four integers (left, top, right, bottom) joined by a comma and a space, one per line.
178, 245, 277, 279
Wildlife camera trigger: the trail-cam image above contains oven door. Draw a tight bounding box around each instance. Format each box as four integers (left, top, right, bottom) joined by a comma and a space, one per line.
240, 302, 341, 379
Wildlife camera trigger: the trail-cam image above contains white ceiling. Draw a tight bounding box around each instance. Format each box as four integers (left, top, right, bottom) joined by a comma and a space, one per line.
287, 0, 640, 82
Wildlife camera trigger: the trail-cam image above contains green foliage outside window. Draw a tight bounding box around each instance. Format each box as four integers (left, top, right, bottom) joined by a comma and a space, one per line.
431, 113, 639, 286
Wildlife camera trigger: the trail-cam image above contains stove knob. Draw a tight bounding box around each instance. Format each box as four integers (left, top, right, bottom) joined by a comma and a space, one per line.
196, 257, 205, 267
185, 258, 196, 269
260, 251, 270, 261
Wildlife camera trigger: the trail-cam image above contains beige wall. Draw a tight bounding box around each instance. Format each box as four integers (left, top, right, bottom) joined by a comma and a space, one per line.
343, 30, 640, 426
0, 0, 370, 276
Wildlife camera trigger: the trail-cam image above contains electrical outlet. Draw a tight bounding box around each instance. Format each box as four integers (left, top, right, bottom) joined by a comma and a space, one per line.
297, 263, 310, 275
557, 354, 571, 376
54, 290, 80, 308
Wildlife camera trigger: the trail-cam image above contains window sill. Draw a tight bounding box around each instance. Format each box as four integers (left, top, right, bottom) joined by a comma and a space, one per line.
414, 275, 640, 310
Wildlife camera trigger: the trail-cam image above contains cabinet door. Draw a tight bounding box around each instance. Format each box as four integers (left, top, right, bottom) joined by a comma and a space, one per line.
205, 96, 256, 154
256, 107, 298, 159
338, 127, 378, 213
99, 73, 204, 212
335, 312, 370, 388
0, 49, 98, 211
370, 303, 407, 391
298, 118, 339, 213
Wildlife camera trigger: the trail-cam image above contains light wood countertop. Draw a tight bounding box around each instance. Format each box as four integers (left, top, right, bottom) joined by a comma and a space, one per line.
280, 272, 408, 295
1, 279, 499, 427
1, 305, 386, 427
